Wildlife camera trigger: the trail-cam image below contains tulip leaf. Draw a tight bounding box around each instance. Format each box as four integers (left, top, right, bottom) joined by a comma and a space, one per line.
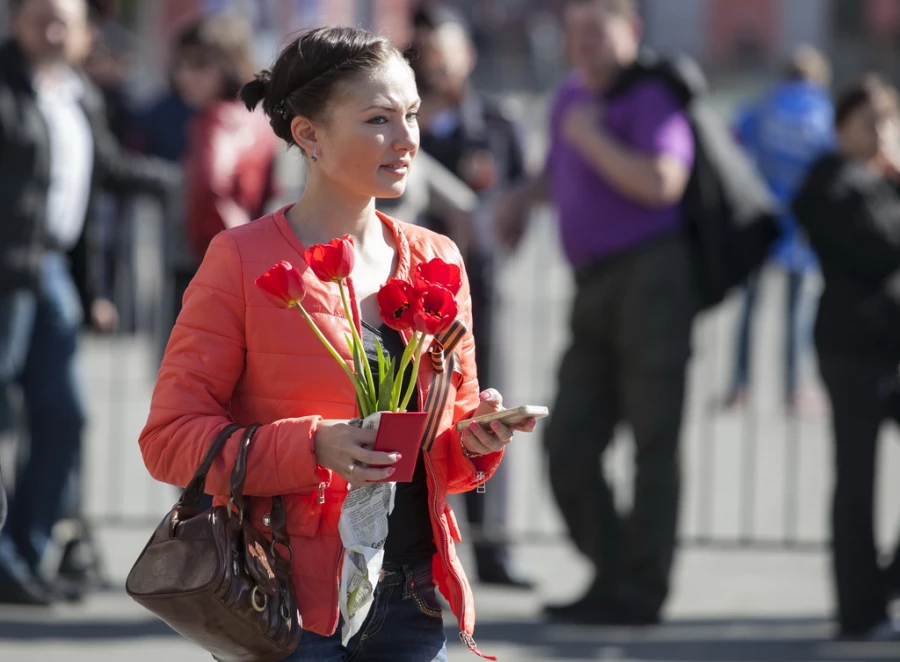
376, 339, 387, 388
378, 364, 395, 412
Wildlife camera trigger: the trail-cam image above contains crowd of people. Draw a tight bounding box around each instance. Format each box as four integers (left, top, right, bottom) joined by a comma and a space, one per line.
1, 0, 899, 657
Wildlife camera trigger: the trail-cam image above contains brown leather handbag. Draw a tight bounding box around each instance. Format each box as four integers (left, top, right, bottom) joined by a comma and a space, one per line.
126, 423, 301, 661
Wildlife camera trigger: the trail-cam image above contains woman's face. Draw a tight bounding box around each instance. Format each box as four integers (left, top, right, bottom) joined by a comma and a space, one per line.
303, 57, 420, 200
172, 49, 224, 109
839, 97, 896, 161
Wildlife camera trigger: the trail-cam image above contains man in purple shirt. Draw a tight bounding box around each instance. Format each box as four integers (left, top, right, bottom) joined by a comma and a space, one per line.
497, 0, 698, 625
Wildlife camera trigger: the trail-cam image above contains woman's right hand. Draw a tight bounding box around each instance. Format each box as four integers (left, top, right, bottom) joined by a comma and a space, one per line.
313, 420, 401, 488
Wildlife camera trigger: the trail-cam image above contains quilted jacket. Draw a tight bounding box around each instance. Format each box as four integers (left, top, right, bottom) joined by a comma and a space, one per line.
138, 205, 503, 657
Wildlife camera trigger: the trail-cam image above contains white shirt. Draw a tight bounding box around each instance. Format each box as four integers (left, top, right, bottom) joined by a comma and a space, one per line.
35, 68, 94, 251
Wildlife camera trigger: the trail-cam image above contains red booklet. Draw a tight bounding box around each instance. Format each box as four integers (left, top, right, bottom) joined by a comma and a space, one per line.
371, 411, 428, 483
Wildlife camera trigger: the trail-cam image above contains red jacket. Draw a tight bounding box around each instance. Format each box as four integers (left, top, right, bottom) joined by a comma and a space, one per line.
184, 101, 279, 262
139, 206, 502, 658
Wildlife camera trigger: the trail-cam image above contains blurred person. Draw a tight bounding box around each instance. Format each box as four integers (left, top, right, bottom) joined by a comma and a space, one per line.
139, 26, 537, 660
129, 24, 203, 363
79, 2, 138, 332
179, 14, 280, 266
413, 12, 532, 589
0, 0, 175, 605
794, 74, 900, 642
725, 46, 835, 413
496, 0, 697, 624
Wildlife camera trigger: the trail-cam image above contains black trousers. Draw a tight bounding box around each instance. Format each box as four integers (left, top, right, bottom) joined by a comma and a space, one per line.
819, 354, 900, 635
545, 234, 697, 615
461, 249, 504, 571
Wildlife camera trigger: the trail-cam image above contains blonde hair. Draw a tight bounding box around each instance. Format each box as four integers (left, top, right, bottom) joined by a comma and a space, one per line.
783, 45, 831, 87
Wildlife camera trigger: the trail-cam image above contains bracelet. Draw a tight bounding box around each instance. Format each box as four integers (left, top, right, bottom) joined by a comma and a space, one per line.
460, 438, 482, 459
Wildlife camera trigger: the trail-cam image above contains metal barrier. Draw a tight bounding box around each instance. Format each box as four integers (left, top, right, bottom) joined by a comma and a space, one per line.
81, 187, 900, 555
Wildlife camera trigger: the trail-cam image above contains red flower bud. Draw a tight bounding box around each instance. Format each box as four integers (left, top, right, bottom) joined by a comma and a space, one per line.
376, 278, 416, 331
414, 258, 462, 296
255, 261, 307, 308
304, 235, 355, 282
413, 284, 458, 336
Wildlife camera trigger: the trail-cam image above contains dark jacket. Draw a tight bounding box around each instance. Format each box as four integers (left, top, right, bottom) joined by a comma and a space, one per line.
420, 91, 526, 194
0, 40, 176, 298
793, 152, 900, 359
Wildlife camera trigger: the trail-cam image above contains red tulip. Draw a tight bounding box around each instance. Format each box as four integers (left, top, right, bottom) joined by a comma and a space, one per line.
377, 278, 416, 331
412, 284, 458, 336
414, 258, 462, 296
255, 261, 307, 308
304, 235, 355, 282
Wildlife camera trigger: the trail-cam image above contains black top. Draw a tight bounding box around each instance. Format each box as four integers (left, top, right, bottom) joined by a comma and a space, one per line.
360, 321, 436, 564
0, 39, 175, 297
793, 153, 900, 360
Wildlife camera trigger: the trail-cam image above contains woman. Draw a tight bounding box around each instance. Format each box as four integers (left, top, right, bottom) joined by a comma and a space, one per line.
793, 74, 900, 641
138, 26, 535, 661
180, 13, 281, 279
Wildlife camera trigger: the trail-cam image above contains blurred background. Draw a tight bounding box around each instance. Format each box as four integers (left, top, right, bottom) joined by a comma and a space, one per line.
1, 0, 900, 660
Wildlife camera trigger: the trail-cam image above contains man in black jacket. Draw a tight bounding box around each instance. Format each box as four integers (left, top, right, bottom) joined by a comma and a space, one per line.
0, 0, 175, 605
413, 12, 532, 589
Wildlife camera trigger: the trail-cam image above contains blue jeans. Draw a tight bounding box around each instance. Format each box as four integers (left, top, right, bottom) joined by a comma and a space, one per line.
280, 561, 448, 662
0, 253, 86, 580
733, 269, 811, 399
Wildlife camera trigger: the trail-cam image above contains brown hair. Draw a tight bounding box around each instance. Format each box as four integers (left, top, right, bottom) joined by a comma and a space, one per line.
783, 45, 831, 86
835, 74, 898, 128
240, 26, 404, 151
176, 14, 256, 101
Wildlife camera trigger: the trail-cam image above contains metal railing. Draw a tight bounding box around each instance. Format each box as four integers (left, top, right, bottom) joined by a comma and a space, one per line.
80, 203, 900, 554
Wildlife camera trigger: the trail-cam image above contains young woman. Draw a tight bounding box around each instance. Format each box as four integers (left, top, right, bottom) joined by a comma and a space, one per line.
138, 26, 536, 661
794, 74, 900, 642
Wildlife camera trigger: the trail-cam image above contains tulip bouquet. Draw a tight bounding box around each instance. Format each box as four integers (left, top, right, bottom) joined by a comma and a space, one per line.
254, 236, 461, 417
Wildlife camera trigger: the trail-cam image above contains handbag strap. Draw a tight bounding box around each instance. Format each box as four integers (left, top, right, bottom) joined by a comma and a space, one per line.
179, 423, 242, 509
227, 425, 293, 564
268, 494, 292, 564
229, 423, 261, 518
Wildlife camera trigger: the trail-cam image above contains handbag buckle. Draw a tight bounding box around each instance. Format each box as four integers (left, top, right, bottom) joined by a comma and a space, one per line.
250, 585, 268, 612
270, 539, 294, 564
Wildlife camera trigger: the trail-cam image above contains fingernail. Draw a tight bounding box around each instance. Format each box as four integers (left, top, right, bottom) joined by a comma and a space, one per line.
529, 420, 537, 428
469, 422, 480, 430
387, 467, 396, 475
391, 453, 402, 461
479, 390, 491, 400
491, 421, 500, 429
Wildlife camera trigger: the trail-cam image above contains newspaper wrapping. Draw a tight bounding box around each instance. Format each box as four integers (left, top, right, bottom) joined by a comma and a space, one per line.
338, 412, 396, 645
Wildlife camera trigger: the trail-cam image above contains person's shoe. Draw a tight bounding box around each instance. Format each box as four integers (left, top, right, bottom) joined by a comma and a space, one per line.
864, 618, 900, 642
544, 595, 659, 626
0, 576, 55, 606
477, 563, 534, 590
43, 576, 87, 604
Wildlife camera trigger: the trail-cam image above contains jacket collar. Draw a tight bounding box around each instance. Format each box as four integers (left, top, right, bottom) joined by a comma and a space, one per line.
272, 205, 412, 284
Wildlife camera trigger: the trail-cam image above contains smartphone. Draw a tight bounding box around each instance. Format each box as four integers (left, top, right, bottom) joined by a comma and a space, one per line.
455, 405, 549, 432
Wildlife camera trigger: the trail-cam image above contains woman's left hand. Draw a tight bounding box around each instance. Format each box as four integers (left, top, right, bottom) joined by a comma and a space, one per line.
460, 388, 538, 457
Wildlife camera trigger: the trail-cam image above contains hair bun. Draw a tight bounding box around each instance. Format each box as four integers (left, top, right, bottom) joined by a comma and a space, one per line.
239, 70, 271, 112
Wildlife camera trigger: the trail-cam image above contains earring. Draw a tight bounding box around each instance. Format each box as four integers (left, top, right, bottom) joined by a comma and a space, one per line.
310, 148, 319, 163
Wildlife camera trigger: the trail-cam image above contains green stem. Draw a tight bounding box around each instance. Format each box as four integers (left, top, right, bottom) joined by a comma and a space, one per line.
399, 334, 428, 412
390, 331, 422, 411
294, 303, 369, 414
339, 281, 377, 412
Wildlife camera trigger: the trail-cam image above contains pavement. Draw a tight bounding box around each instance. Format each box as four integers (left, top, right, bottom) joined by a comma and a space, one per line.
2, 84, 900, 661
